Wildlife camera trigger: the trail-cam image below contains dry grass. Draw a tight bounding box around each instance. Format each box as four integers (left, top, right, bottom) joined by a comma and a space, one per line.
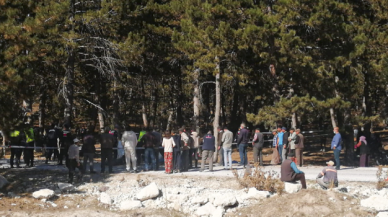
232, 163, 284, 194
376, 165, 388, 190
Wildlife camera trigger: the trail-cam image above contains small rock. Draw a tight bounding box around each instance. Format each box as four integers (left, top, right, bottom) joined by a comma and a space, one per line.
99, 186, 109, 192
196, 203, 217, 216
99, 192, 112, 205
361, 195, 388, 211
11, 203, 16, 206
284, 182, 302, 194
119, 200, 142, 211
213, 194, 237, 207
47, 201, 57, 207
41, 199, 47, 203
0, 175, 8, 189
246, 188, 270, 199
64, 206, 68, 209
343, 196, 347, 200
191, 196, 209, 205
338, 187, 348, 193
57, 183, 74, 192
136, 182, 160, 201
32, 189, 55, 199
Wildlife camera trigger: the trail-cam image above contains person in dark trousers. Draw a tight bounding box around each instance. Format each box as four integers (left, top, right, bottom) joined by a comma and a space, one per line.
200, 131, 215, 172
82, 126, 96, 173
24, 123, 35, 167
179, 128, 190, 172
280, 152, 307, 189
141, 129, 157, 171
252, 128, 264, 166
316, 160, 338, 189
237, 123, 250, 167
190, 130, 200, 168
172, 130, 182, 173
59, 124, 72, 167
45, 123, 59, 164
217, 126, 224, 166
281, 127, 289, 162
152, 129, 163, 170
109, 125, 120, 161
331, 127, 342, 170
354, 135, 370, 167
100, 127, 115, 173
68, 138, 84, 184
9, 127, 22, 168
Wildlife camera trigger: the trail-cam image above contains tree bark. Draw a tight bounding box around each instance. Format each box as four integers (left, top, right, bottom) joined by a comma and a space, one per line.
166, 110, 174, 132
330, 108, 337, 128
193, 69, 200, 133
291, 112, 297, 129
38, 81, 46, 128
213, 69, 221, 162
112, 79, 119, 126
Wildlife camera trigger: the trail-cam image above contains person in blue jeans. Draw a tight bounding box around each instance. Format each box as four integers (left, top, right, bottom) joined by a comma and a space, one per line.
141, 130, 157, 171
331, 127, 342, 170
277, 127, 284, 162
237, 123, 250, 167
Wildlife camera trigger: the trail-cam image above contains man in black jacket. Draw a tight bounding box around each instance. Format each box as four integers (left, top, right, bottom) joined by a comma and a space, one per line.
282, 127, 290, 162
100, 127, 115, 173
59, 124, 72, 167
200, 131, 215, 172
237, 123, 250, 167
82, 126, 96, 173
252, 128, 264, 166
172, 130, 182, 173
45, 123, 59, 164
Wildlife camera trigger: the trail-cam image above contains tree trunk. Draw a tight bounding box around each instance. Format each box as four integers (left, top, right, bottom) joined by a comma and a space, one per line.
141, 76, 149, 128
291, 112, 297, 129
166, 110, 174, 132
98, 110, 105, 132
193, 69, 200, 133
38, 82, 46, 128
112, 80, 119, 126
213, 69, 221, 162
330, 108, 337, 128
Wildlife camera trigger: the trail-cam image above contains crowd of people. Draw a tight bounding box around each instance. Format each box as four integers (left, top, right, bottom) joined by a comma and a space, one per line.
3, 122, 373, 187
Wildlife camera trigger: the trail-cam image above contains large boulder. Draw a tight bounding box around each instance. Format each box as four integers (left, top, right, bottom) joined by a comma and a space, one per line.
284, 182, 302, 194
0, 175, 8, 189
246, 188, 270, 200
136, 182, 160, 201
99, 192, 112, 205
361, 195, 388, 211
119, 200, 142, 211
32, 189, 54, 199
195, 203, 217, 216
212, 194, 237, 207
57, 183, 75, 192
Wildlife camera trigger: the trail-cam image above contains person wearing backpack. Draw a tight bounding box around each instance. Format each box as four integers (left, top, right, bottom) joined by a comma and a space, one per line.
45, 123, 59, 164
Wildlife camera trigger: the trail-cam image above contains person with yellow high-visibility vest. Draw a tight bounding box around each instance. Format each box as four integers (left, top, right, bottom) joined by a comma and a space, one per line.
24, 123, 35, 167
9, 126, 22, 168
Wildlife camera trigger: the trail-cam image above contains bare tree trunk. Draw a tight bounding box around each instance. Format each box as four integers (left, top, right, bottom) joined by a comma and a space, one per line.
38, 83, 46, 128
330, 108, 337, 128
213, 69, 221, 162
112, 80, 119, 125
98, 111, 105, 132
291, 112, 297, 129
141, 76, 149, 128
193, 69, 200, 133
166, 110, 174, 132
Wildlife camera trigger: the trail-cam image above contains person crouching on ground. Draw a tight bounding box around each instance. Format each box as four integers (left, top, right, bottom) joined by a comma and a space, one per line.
316, 160, 338, 189
68, 138, 84, 184
280, 152, 307, 189
162, 131, 176, 174
200, 130, 215, 172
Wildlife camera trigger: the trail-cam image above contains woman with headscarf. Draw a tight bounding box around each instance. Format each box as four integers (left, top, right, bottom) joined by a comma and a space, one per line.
354, 135, 370, 167
162, 131, 176, 174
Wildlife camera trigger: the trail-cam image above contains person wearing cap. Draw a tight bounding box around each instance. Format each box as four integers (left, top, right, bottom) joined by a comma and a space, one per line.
316, 161, 338, 189
281, 127, 289, 162
200, 130, 215, 172
295, 129, 304, 167
280, 152, 306, 189
331, 127, 342, 170
68, 138, 83, 183
277, 127, 284, 162
252, 128, 264, 166
270, 129, 280, 165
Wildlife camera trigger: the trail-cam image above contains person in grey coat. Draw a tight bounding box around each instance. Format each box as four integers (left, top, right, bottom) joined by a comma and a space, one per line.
252, 128, 264, 166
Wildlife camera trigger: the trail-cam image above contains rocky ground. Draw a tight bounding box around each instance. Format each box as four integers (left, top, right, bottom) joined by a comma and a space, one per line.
0, 161, 387, 217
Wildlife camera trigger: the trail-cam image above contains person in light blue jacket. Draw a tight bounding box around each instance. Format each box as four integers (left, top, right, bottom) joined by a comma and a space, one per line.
331, 127, 342, 170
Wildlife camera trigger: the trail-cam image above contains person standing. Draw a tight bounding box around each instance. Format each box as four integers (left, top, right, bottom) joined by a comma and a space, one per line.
271, 129, 280, 165
59, 124, 72, 167
9, 127, 22, 168
217, 126, 224, 166
280, 153, 306, 189
82, 127, 96, 174
331, 127, 342, 170
277, 127, 284, 162
179, 128, 190, 171
152, 129, 163, 170
295, 129, 304, 167
162, 131, 176, 174
141, 129, 157, 171
109, 125, 120, 161
45, 123, 59, 164
100, 127, 115, 173
252, 128, 264, 166
282, 127, 289, 162
288, 128, 297, 156
222, 126, 234, 169
68, 138, 84, 184
172, 130, 182, 173
190, 130, 200, 168
316, 161, 338, 189
355, 135, 369, 167
237, 123, 249, 167
24, 124, 35, 167
122, 125, 138, 173
200, 131, 215, 172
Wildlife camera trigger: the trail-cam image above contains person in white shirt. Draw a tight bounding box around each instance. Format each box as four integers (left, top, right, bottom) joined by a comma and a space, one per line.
162, 131, 176, 174
68, 138, 83, 184
121, 125, 138, 173
222, 126, 234, 169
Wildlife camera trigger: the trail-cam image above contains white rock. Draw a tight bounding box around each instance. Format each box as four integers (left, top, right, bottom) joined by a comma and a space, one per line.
191, 196, 209, 205
32, 189, 55, 199
48, 201, 57, 207
213, 206, 224, 217
246, 188, 270, 200
64, 206, 68, 209
361, 195, 388, 211
213, 194, 237, 207
0, 175, 8, 189
284, 182, 302, 194
57, 183, 74, 192
119, 200, 142, 211
166, 194, 189, 203
377, 212, 388, 217
196, 203, 217, 216
99, 192, 112, 205
136, 182, 160, 201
